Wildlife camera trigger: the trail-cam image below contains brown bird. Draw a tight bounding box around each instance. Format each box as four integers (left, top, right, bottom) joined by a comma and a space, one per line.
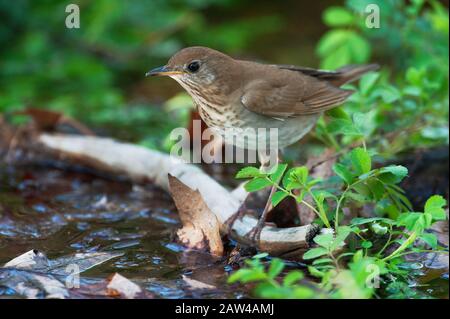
147, 46, 378, 242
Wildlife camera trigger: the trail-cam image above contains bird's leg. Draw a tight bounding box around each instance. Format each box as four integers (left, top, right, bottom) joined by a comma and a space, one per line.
224, 199, 257, 236
246, 150, 282, 245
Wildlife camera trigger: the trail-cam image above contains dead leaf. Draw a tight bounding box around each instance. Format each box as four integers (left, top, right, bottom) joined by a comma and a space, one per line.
106, 273, 142, 299
14, 108, 63, 130
168, 174, 224, 256
14, 107, 94, 135
1, 249, 123, 299
182, 275, 216, 290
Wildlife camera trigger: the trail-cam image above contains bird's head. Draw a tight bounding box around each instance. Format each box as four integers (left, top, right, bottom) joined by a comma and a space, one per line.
146, 46, 237, 94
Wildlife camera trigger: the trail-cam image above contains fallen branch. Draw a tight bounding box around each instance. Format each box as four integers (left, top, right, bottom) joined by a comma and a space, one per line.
168, 174, 224, 256
38, 134, 318, 257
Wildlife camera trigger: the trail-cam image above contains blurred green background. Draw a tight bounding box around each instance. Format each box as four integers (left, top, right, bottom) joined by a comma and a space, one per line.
0, 0, 448, 156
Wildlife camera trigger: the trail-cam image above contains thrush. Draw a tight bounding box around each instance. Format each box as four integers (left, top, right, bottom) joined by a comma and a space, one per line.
147, 46, 378, 243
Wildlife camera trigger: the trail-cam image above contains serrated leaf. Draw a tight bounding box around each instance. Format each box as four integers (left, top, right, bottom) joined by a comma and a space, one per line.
271, 191, 289, 207
350, 147, 371, 175
424, 195, 447, 221
333, 163, 354, 185
244, 177, 272, 192
420, 233, 438, 249
313, 233, 334, 249
378, 165, 408, 184
397, 212, 423, 231
282, 168, 301, 191
291, 166, 309, 185
283, 271, 304, 286
308, 266, 325, 278
346, 191, 368, 203
371, 223, 388, 235
235, 166, 262, 179
359, 72, 380, 95
253, 252, 269, 259
312, 258, 333, 265
326, 107, 351, 120
323, 6, 355, 27
361, 241, 373, 249
237, 269, 268, 283
317, 30, 352, 56
374, 85, 401, 103
350, 217, 395, 226
268, 258, 285, 279
269, 163, 287, 183
303, 247, 329, 260
347, 33, 371, 63
367, 178, 385, 201
331, 226, 351, 250
327, 118, 363, 136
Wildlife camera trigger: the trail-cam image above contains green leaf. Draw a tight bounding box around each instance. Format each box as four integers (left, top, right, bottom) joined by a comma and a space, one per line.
253, 282, 282, 299
283, 270, 304, 286
397, 212, 424, 232
351, 217, 395, 226
352, 111, 377, 137
359, 72, 380, 95
350, 147, 372, 175
378, 165, 408, 184
374, 85, 401, 103
406, 67, 424, 86
420, 233, 438, 249
347, 33, 371, 63
317, 30, 352, 57
303, 247, 329, 260
307, 178, 322, 188
253, 252, 269, 259
282, 168, 302, 191
323, 7, 355, 27
244, 177, 272, 192
331, 226, 351, 250
333, 163, 353, 185
269, 163, 287, 183
424, 195, 447, 221
371, 223, 388, 235
327, 118, 363, 136
292, 286, 315, 299
271, 191, 289, 207
346, 191, 368, 203
228, 269, 266, 284
268, 258, 285, 279
238, 269, 268, 283
308, 266, 325, 278
312, 258, 333, 265
313, 233, 334, 249
291, 166, 309, 185
236, 166, 262, 179
326, 107, 350, 120
367, 178, 385, 201
361, 241, 373, 249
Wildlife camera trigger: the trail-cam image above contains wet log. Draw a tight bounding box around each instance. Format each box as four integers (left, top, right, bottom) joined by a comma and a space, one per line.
38, 134, 318, 258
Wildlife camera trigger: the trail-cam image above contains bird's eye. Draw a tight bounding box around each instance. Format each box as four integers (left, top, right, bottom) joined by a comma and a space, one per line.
187, 61, 200, 73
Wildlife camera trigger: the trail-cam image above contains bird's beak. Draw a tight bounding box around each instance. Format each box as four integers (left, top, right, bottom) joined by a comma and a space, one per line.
145, 65, 184, 77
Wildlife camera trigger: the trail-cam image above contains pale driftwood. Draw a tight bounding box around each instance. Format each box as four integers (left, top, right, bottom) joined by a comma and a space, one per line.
168, 175, 224, 256
38, 134, 318, 257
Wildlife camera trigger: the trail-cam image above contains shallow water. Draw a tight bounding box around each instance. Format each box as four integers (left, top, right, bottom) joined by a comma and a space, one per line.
0, 163, 447, 299
0, 164, 247, 298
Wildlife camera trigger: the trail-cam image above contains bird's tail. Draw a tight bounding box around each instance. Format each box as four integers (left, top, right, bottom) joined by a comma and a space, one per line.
332, 64, 380, 87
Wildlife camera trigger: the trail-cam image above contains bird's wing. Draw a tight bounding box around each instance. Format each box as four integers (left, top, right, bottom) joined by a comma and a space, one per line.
240, 72, 353, 118
275, 64, 380, 87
